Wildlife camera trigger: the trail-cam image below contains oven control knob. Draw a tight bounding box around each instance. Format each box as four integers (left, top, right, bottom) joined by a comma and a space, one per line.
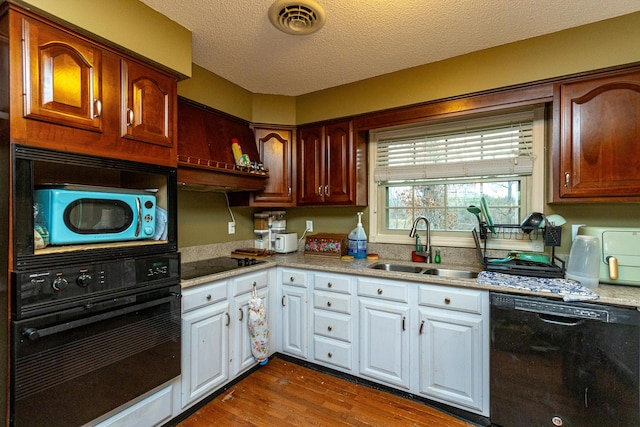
22, 328, 40, 341
77, 272, 92, 287
52, 275, 68, 291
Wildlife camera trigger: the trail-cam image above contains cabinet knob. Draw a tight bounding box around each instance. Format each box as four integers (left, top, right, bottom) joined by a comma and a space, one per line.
327, 352, 333, 358
327, 301, 332, 307
377, 288, 383, 295
93, 99, 102, 118
206, 294, 212, 301
327, 282, 332, 288
444, 298, 451, 305
289, 276, 294, 282
327, 326, 332, 332
126, 108, 134, 127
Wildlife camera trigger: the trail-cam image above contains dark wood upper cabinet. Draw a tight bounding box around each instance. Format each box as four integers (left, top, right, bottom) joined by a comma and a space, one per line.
8, 7, 178, 167
552, 67, 640, 202
121, 59, 175, 148
297, 120, 366, 206
22, 16, 103, 132
250, 127, 295, 206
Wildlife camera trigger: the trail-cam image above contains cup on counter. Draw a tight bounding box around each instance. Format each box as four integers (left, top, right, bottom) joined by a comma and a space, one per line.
566, 235, 601, 289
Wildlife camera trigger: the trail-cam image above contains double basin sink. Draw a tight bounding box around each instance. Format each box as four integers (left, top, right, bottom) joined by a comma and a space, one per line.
368, 263, 479, 279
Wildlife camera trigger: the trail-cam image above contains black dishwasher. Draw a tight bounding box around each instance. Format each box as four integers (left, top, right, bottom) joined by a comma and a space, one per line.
490, 292, 640, 427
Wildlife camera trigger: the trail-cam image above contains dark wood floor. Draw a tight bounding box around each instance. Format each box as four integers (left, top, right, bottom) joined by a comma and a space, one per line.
178, 357, 475, 427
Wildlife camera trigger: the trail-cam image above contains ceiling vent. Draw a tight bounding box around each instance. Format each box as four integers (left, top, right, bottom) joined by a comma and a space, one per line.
268, 0, 326, 35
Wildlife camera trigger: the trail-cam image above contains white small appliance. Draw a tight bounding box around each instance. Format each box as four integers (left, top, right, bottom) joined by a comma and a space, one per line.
274, 232, 298, 253
578, 226, 640, 286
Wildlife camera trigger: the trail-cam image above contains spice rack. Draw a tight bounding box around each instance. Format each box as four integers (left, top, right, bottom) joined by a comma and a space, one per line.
479, 223, 566, 278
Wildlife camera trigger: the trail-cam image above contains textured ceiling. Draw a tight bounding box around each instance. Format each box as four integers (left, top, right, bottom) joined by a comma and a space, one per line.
140, 0, 640, 96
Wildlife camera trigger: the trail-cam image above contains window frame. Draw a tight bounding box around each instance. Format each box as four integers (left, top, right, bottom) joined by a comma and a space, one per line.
367, 106, 546, 252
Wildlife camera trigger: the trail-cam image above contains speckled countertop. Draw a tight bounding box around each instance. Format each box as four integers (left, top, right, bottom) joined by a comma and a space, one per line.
180, 252, 640, 308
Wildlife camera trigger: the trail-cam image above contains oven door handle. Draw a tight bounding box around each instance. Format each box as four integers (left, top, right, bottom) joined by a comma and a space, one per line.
21, 293, 179, 341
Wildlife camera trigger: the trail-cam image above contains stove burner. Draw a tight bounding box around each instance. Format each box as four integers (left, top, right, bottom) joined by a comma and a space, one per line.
181, 256, 265, 280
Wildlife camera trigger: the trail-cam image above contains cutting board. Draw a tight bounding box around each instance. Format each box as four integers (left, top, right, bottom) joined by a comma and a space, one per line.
231, 248, 274, 259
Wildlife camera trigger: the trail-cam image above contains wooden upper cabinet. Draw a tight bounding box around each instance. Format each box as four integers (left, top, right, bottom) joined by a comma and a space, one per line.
553, 67, 640, 202
22, 16, 103, 132
251, 127, 295, 206
9, 8, 178, 167
297, 124, 325, 205
324, 121, 353, 204
121, 59, 175, 147
297, 120, 365, 206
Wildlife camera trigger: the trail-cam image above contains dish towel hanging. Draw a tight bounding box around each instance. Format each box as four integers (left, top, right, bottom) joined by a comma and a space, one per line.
477, 271, 600, 302
248, 285, 270, 365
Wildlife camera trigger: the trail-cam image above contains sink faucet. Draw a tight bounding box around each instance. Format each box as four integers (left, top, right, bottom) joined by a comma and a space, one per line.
409, 216, 431, 263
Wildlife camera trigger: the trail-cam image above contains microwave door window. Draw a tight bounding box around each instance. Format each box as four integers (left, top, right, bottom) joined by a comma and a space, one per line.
65, 199, 134, 234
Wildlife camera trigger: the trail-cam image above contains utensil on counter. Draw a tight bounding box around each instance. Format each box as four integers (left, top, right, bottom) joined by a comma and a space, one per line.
520, 212, 545, 234
467, 205, 482, 228
471, 229, 484, 264
488, 250, 551, 264
480, 197, 496, 234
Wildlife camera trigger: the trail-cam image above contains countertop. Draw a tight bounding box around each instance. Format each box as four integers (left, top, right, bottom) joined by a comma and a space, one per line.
181, 253, 640, 308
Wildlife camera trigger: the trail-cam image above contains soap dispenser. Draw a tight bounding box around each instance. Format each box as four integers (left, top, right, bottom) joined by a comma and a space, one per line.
348, 212, 367, 259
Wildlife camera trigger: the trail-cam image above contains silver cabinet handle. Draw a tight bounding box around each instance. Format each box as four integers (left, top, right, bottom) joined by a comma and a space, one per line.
93, 99, 102, 118
324, 184, 329, 197
564, 172, 570, 187
318, 186, 323, 196
126, 108, 134, 127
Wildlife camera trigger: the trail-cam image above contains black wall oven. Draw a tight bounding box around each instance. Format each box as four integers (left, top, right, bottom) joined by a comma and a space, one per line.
10, 146, 181, 426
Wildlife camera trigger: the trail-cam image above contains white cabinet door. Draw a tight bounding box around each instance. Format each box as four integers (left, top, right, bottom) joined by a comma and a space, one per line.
281, 285, 308, 359
359, 299, 410, 390
230, 286, 269, 378
418, 308, 486, 413
181, 302, 229, 408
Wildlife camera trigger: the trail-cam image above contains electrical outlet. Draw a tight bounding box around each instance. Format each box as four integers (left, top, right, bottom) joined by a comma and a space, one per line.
228, 221, 235, 234
306, 220, 313, 232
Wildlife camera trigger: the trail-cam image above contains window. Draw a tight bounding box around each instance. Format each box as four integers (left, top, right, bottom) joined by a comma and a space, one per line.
368, 106, 545, 251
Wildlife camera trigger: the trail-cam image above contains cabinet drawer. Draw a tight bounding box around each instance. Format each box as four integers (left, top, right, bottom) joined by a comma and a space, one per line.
182, 281, 228, 313
357, 278, 408, 303
313, 291, 351, 314
232, 271, 268, 296
418, 284, 484, 314
313, 336, 352, 370
314, 273, 351, 294
313, 311, 352, 342
281, 269, 307, 288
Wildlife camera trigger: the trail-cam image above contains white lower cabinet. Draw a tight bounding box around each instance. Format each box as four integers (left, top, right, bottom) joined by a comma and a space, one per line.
312, 272, 355, 373
358, 277, 411, 390
181, 281, 229, 409
181, 270, 273, 410
279, 268, 309, 359
417, 284, 489, 415
230, 271, 271, 378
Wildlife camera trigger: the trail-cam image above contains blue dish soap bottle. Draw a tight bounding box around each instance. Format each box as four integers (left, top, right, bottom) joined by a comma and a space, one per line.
348, 212, 367, 259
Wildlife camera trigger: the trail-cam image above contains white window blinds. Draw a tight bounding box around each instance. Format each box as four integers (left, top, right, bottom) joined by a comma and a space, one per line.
372, 111, 535, 182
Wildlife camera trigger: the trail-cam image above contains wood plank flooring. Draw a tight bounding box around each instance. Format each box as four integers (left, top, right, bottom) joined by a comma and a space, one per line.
178, 357, 475, 427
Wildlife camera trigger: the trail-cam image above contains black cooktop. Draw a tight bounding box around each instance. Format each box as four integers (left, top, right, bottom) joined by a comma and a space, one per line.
181, 256, 265, 280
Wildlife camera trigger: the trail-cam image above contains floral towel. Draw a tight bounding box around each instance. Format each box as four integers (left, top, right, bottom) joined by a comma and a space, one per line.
248, 288, 269, 363
477, 271, 600, 302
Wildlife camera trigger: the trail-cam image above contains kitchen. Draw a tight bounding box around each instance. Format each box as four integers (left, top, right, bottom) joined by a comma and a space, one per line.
2, 0, 640, 426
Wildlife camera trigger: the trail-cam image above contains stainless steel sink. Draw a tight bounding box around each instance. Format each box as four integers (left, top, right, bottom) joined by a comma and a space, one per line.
368, 263, 425, 273
367, 263, 478, 279
422, 268, 478, 279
